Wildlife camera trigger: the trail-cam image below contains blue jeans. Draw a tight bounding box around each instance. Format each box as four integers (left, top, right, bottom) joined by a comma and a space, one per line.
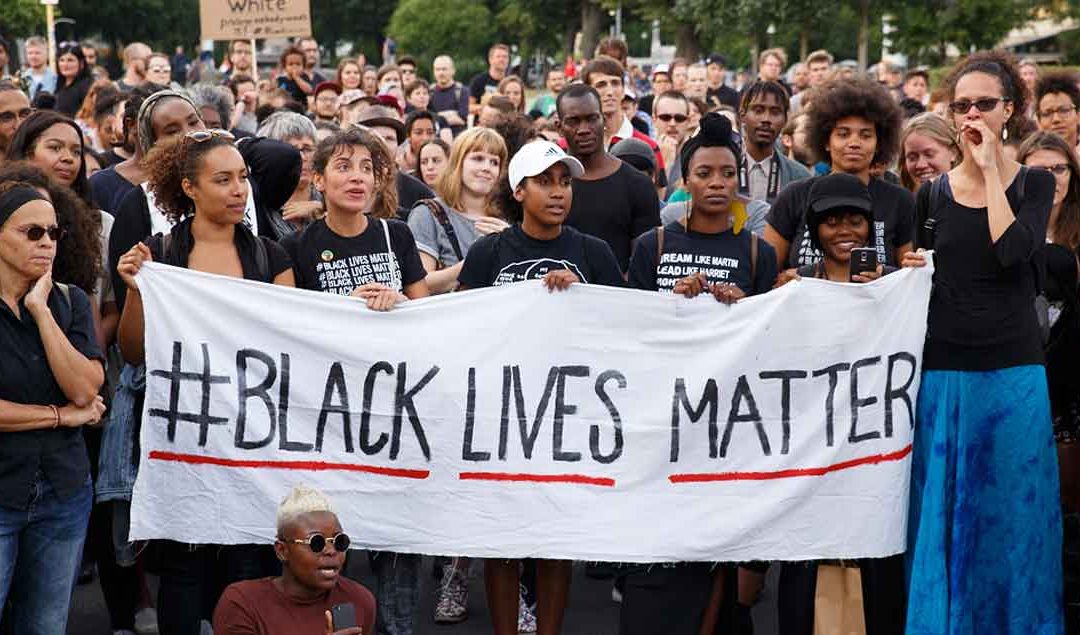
368, 551, 421, 635
0, 471, 92, 634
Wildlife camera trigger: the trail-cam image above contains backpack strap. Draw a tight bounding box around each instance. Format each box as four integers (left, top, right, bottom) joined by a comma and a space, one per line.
380, 218, 403, 291
420, 199, 465, 262
56, 282, 71, 308
750, 232, 759, 285
253, 236, 270, 282
656, 225, 665, 269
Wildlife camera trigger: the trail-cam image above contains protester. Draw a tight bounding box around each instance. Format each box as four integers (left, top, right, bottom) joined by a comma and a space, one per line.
398, 55, 418, 88
531, 69, 566, 118
361, 66, 379, 97
0, 39, 13, 79
702, 53, 738, 110
899, 112, 960, 193
88, 83, 167, 215
222, 40, 256, 82
685, 64, 708, 100
257, 111, 319, 238
277, 46, 314, 105
903, 69, 931, 106
902, 50, 1063, 634
639, 65, 671, 116
212, 485, 375, 634
408, 127, 507, 295
0, 179, 107, 635
22, 36, 57, 101
430, 55, 469, 136
469, 44, 510, 115
54, 44, 93, 118
77, 82, 122, 154
0, 81, 32, 158
670, 58, 689, 94
477, 95, 516, 129
757, 48, 788, 89
1017, 130, 1080, 633
187, 82, 234, 131
417, 138, 450, 189
313, 81, 342, 125
117, 43, 152, 92
227, 74, 259, 134
653, 90, 691, 192
336, 58, 362, 92
1019, 58, 1040, 98
497, 75, 526, 113
581, 57, 664, 171
764, 77, 914, 273
1034, 72, 1080, 149
401, 110, 438, 173
738, 80, 811, 204
558, 83, 660, 270
790, 50, 833, 114
298, 38, 327, 85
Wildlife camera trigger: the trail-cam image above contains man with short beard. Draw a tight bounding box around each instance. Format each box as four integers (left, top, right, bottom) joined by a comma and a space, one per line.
0, 81, 31, 159
222, 40, 256, 82
738, 80, 810, 204
558, 83, 659, 270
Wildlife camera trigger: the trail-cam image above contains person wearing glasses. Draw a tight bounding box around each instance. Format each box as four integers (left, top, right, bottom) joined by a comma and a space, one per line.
213, 486, 375, 635
653, 90, 691, 199
902, 51, 1063, 633
0, 182, 106, 634
0, 80, 32, 158
116, 128, 295, 635
1033, 72, 1080, 150
256, 111, 320, 238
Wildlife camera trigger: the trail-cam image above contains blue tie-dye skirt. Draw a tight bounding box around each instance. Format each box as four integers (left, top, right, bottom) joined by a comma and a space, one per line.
906, 366, 1064, 634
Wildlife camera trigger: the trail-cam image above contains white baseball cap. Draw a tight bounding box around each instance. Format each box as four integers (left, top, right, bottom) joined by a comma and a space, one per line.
508, 140, 584, 190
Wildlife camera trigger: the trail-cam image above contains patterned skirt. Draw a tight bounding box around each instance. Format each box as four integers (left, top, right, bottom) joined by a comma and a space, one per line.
906, 366, 1063, 634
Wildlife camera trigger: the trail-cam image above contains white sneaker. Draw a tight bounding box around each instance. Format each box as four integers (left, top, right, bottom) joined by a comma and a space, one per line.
134, 607, 159, 635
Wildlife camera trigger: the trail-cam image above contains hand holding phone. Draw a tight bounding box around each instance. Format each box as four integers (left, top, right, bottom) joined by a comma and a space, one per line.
848, 247, 878, 281
325, 604, 361, 635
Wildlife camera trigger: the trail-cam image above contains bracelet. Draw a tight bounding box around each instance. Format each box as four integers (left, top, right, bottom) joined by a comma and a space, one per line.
49, 405, 60, 429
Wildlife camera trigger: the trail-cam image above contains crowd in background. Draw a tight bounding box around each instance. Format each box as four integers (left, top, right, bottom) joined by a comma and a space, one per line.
0, 29, 1079, 635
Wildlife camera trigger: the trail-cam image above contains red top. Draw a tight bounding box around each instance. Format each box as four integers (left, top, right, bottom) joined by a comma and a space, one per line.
213, 577, 376, 634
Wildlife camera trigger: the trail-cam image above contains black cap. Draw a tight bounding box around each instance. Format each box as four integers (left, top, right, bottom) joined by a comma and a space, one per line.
806, 173, 874, 250
705, 53, 728, 68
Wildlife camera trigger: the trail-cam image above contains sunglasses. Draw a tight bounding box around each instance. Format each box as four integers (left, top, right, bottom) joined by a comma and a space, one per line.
284, 532, 350, 554
656, 113, 689, 123
16, 224, 66, 242
0, 108, 34, 125
185, 129, 236, 143
948, 97, 1009, 115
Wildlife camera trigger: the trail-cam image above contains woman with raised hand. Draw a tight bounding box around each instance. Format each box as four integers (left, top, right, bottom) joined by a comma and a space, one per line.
457, 140, 622, 635
408, 127, 508, 294
902, 51, 1063, 633
0, 181, 106, 635
115, 129, 294, 634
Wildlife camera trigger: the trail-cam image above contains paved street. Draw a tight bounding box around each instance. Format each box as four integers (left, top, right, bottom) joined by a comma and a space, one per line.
68, 558, 780, 634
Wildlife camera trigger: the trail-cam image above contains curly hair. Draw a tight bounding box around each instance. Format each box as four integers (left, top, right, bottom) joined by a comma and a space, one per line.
5, 110, 92, 207
313, 127, 398, 219
1034, 72, 1080, 112
76, 79, 119, 122
1017, 131, 1080, 251
0, 162, 102, 294
942, 50, 1028, 141
143, 133, 238, 223
805, 77, 903, 167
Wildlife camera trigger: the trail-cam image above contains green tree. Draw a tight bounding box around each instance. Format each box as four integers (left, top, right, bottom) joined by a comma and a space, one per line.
311, 0, 398, 64
0, 0, 46, 40
387, 0, 496, 74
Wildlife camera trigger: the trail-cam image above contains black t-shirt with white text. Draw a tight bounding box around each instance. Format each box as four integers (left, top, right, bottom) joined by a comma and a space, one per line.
766, 176, 915, 268
281, 217, 426, 295
627, 222, 778, 295
458, 224, 624, 289
468, 72, 500, 103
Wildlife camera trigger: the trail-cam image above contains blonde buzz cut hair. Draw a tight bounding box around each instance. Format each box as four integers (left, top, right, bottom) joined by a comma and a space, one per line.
277, 485, 336, 534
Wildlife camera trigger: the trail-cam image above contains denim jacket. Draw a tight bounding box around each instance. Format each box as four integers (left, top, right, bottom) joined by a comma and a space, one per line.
95, 364, 143, 502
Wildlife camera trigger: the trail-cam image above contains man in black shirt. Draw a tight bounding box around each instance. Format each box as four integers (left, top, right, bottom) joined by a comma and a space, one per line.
557, 84, 660, 270
430, 55, 469, 135
704, 53, 739, 110
468, 43, 510, 117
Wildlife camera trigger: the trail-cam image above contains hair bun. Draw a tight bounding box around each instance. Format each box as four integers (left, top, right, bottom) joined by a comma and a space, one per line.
697, 112, 733, 144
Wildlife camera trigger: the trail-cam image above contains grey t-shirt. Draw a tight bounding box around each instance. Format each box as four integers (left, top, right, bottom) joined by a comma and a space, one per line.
660, 199, 771, 236
407, 198, 484, 266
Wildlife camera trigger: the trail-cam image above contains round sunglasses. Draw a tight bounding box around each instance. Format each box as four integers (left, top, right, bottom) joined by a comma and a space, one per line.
283, 532, 350, 554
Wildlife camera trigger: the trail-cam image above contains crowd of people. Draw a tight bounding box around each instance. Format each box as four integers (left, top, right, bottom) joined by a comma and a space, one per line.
0, 30, 1078, 635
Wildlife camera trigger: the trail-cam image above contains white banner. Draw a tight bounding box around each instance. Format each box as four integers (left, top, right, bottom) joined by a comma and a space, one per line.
131, 261, 932, 562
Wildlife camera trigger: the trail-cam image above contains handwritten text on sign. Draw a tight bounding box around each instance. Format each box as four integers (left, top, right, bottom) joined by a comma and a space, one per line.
130, 262, 932, 562
199, 0, 311, 40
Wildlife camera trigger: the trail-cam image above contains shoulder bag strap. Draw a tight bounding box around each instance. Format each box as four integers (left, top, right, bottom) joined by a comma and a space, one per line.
423, 199, 465, 262
380, 218, 403, 291
751, 232, 759, 283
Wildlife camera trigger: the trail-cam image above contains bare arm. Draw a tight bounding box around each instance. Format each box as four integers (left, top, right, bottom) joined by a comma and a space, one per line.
0, 399, 105, 432
117, 288, 145, 366
763, 223, 790, 268
418, 252, 463, 295
25, 275, 104, 407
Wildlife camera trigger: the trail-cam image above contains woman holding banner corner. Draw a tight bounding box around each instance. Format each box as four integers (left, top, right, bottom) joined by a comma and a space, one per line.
902, 51, 1063, 633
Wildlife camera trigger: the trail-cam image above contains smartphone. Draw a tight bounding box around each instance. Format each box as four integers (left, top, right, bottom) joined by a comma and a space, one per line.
330, 603, 357, 630
849, 247, 878, 279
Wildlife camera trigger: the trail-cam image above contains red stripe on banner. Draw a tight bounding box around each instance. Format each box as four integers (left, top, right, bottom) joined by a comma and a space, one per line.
667, 444, 913, 484
147, 451, 430, 480
459, 471, 616, 487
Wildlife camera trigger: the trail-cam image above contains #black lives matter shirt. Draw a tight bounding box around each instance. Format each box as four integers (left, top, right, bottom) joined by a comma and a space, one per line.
281, 217, 426, 295
766, 176, 915, 268
457, 224, 624, 289
627, 222, 778, 295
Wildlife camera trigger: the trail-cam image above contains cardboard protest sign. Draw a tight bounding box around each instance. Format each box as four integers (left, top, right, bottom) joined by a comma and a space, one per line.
200, 0, 311, 40
130, 262, 932, 562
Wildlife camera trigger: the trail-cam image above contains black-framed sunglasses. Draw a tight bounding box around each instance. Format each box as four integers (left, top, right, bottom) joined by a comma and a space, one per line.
0, 108, 34, 125
948, 97, 1009, 115
283, 532, 350, 554
656, 113, 689, 123
17, 224, 66, 242
185, 129, 236, 143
